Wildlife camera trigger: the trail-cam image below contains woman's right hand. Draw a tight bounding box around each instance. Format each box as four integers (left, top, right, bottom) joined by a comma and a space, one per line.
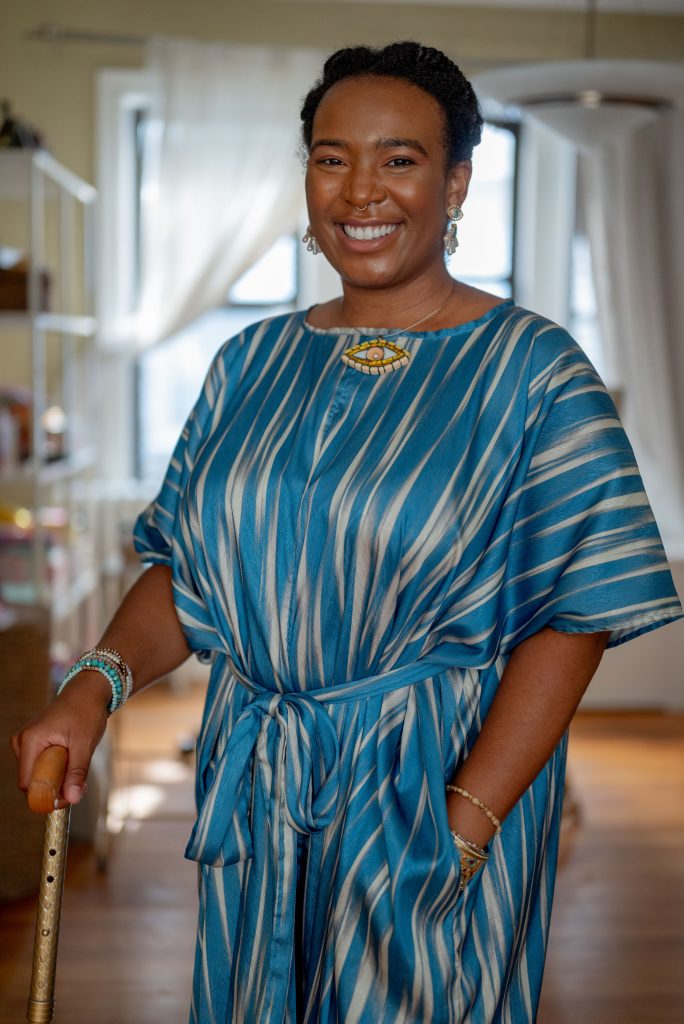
10, 671, 111, 809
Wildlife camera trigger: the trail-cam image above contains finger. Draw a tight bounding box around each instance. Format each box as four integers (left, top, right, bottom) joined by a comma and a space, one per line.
61, 747, 93, 804
17, 731, 69, 792
17, 736, 48, 792
53, 781, 88, 811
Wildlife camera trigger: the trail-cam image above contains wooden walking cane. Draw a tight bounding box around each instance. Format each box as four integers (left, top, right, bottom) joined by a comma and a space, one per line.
26, 746, 71, 1024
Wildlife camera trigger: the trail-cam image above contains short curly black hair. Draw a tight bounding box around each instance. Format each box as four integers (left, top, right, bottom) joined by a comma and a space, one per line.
300, 42, 483, 167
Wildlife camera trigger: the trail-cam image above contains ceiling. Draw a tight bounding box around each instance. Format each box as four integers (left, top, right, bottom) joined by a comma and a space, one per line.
272, 1, 684, 12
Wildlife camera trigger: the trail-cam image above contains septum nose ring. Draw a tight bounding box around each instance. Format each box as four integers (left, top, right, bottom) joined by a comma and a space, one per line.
352, 189, 387, 213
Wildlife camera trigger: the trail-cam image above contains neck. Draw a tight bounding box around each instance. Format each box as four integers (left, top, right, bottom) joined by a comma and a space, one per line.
339, 268, 455, 328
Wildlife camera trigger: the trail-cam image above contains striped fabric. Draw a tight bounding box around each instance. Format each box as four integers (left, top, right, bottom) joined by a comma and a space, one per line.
134, 299, 681, 1023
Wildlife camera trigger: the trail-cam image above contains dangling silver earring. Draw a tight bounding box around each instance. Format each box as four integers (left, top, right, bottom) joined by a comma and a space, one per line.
302, 226, 321, 255
443, 204, 463, 256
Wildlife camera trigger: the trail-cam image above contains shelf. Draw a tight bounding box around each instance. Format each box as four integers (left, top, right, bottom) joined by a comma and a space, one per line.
0, 463, 33, 485
0, 312, 97, 336
0, 149, 99, 643
39, 446, 97, 484
0, 149, 97, 204
0, 553, 98, 623
0, 447, 96, 487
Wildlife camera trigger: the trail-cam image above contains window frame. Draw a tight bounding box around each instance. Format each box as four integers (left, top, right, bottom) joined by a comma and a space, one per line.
450, 118, 520, 300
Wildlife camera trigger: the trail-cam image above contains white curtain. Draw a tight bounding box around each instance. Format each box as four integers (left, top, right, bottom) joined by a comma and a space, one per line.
513, 119, 577, 328
580, 111, 684, 553
137, 37, 321, 346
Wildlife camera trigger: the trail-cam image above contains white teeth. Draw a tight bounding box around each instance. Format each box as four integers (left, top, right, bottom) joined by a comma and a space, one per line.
343, 223, 398, 241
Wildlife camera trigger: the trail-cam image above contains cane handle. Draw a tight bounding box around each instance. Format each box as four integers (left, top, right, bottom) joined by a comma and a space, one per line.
28, 746, 69, 814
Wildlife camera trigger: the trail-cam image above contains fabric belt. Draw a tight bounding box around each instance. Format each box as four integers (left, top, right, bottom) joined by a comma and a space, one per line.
184, 657, 446, 1022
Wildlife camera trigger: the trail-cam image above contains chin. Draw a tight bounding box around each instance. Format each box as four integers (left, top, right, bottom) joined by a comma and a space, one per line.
332, 256, 411, 290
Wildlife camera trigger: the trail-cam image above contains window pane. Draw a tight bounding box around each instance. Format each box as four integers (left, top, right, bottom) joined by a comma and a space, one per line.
138, 305, 292, 481
229, 235, 297, 305
448, 123, 515, 285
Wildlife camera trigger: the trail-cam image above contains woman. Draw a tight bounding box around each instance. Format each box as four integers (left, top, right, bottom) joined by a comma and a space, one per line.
13, 42, 682, 1024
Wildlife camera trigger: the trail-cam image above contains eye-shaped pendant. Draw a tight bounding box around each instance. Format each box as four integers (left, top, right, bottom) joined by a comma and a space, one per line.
341, 338, 410, 375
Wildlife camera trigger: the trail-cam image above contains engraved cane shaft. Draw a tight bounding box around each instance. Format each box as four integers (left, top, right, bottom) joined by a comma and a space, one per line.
26, 746, 70, 1024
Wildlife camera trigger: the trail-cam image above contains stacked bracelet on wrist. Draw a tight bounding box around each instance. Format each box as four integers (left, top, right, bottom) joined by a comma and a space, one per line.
57, 646, 133, 716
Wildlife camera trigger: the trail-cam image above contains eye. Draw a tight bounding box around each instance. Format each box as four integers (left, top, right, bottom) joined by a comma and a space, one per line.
316, 156, 345, 166
386, 157, 415, 167
341, 339, 410, 375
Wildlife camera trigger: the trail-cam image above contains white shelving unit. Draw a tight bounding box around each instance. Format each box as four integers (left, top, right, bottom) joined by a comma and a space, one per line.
0, 149, 99, 655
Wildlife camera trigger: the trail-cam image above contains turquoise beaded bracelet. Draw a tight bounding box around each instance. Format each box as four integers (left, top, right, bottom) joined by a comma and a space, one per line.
57, 647, 133, 715
96, 647, 133, 701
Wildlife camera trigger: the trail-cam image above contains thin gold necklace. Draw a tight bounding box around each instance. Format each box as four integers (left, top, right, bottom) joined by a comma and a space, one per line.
340, 283, 455, 376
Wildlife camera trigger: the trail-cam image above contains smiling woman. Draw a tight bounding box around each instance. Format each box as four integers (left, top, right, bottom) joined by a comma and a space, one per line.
12, 39, 682, 1024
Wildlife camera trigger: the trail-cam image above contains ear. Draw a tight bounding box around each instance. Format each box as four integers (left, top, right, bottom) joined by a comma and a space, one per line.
446, 160, 472, 209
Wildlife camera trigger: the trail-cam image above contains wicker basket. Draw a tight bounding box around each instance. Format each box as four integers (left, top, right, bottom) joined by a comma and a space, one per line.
0, 605, 51, 901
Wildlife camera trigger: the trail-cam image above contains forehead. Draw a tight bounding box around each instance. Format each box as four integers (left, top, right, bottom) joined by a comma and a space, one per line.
312, 75, 447, 149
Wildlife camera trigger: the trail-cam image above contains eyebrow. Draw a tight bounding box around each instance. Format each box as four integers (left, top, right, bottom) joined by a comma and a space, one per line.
310, 136, 429, 157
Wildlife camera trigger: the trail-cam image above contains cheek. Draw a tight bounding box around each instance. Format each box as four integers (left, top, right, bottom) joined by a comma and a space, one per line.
393, 175, 447, 217
304, 170, 315, 209
305, 174, 337, 220
398, 197, 445, 244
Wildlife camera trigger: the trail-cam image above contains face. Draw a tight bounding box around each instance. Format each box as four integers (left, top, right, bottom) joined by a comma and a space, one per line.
305, 75, 471, 291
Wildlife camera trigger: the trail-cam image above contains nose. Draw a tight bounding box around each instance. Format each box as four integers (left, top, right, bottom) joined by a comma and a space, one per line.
344, 163, 387, 210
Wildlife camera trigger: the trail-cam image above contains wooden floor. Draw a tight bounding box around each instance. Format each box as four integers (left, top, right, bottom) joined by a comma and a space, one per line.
1, 684, 683, 1023
538, 713, 684, 1024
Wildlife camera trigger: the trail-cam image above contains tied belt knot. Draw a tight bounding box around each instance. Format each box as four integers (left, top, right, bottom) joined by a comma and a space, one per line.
186, 686, 341, 865
185, 656, 445, 866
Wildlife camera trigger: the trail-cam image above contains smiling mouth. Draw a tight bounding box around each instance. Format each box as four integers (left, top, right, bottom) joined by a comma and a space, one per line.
341, 223, 399, 241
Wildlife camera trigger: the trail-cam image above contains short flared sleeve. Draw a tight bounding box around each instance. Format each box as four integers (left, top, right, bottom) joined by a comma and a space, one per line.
426, 317, 682, 668
497, 324, 682, 652
132, 336, 241, 661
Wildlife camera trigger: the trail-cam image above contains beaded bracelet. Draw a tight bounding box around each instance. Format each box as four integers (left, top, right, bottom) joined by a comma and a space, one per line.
446, 783, 503, 835
58, 658, 122, 715
93, 647, 133, 702
84, 646, 132, 707
57, 647, 133, 716
449, 831, 489, 892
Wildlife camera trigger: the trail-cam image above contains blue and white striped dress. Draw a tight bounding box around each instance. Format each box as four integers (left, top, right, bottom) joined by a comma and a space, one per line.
134, 299, 681, 1024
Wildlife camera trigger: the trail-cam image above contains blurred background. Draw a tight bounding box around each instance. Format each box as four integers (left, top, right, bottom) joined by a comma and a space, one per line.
1, 2, 682, 1022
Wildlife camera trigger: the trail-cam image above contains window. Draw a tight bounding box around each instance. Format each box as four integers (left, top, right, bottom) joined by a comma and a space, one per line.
132, 98, 300, 479
137, 237, 298, 481
229, 235, 298, 306
450, 122, 517, 298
